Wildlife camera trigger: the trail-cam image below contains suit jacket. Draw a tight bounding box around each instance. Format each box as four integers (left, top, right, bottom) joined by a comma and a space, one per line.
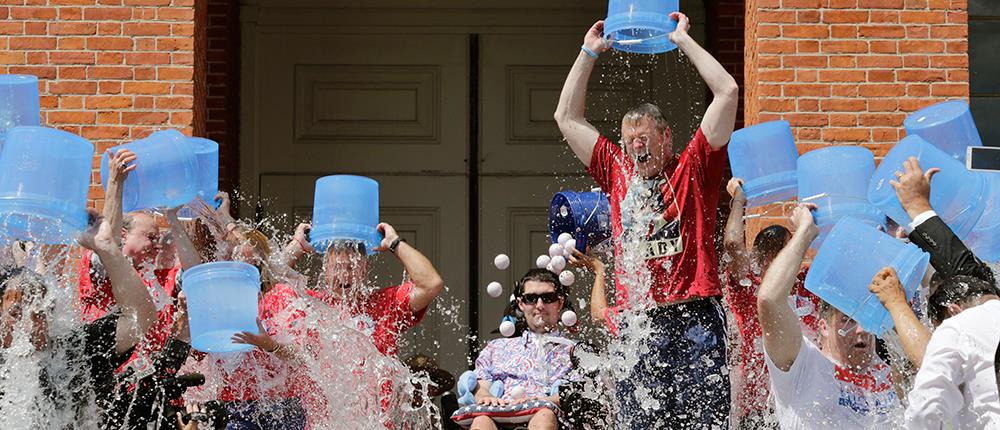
907, 215, 995, 286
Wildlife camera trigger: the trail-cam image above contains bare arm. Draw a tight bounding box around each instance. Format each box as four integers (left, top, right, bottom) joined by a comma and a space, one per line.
758, 203, 818, 371
376, 223, 445, 313
722, 178, 751, 280
567, 249, 608, 324
103, 149, 136, 247
553, 20, 609, 168
277, 223, 313, 268
164, 209, 202, 270
870, 267, 931, 367
670, 13, 739, 149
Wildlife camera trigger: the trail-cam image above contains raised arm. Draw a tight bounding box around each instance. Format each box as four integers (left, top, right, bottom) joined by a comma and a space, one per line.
869, 266, 932, 368
375, 223, 445, 313
723, 177, 751, 280
78, 213, 157, 354
277, 223, 314, 268
103, 149, 136, 247
567, 248, 608, 324
757, 203, 818, 371
553, 21, 609, 168
164, 208, 202, 270
670, 13, 739, 149
893, 157, 995, 285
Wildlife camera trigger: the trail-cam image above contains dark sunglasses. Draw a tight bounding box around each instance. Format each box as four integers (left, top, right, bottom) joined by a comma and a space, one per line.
518, 292, 561, 304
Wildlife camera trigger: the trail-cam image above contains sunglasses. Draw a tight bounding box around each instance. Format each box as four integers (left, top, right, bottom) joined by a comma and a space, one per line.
518, 292, 561, 305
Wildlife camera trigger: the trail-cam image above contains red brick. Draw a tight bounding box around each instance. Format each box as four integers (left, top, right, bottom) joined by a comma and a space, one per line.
759, 11, 796, 23
49, 22, 96, 36
903, 55, 929, 67
81, 126, 129, 140
50, 51, 95, 64
785, 84, 831, 97
157, 7, 193, 21
859, 113, 904, 127
9, 7, 56, 19
870, 11, 900, 23
8, 65, 56, 79
822, 10, 869, 23
897, 69, 946, 82
858, 25, 904, 38
798, 98, 819, 111
97, 81, 121, 94
83, 7, 132, 20
156, 37, 193, 51
869, 40, 897, 53
821, 99, 867, 111
123, 23, 170, 36
86, 37, 133, 51
829, 55, 857, 67
9, 36, 55, 50
930, 25, 966, 39
830, 25, 858, 38
57, 66, 86, 79
858, 0, 903, 7
869, 99, 899, 112
125, 52, 170, 65
901, 11, 946, 24
819, 70, 866, 82
783, 55, 828, 67
122, 111, 169, 125
124, 0, 171, 5
123, 81, 170, 95
830, 113, 858, 126
930, 83, 967, 97
798, 11, 821, 23
929, 55, 967, 68
786, 113, 829, 126
899, 40, 944, 53
59, 7, 81, 20
784, 25, 829, 38
908, 83, 931, 97
86, 95, 132, 109
823, 128, 871, 142
867, 70, 895, 82
858, 55, 903, 67
60, 96, 83, 109
48, 81, 97, 95
48, 111, 95, 124
859, 84, 905, 97
157, 66, 192, 81
155, 96, 193, 110
822, 40, 868, 53
58, 37, 86, 50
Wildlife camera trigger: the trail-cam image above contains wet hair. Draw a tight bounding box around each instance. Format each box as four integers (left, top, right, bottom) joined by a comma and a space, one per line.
513, 269, 566, 299
885, 216, 900, 233
622, 103, 670, 132
752, 225, 791, 257
817, 299, 837, 320
928, 275, 1000, 324
231, 225, 279, 292
330, 240, 367, 257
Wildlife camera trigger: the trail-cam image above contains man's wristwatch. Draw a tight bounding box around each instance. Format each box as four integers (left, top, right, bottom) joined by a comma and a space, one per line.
389, 237, 406, 253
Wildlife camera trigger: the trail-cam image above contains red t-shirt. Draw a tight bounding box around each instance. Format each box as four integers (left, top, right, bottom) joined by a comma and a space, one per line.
725, 266, 819, 415
304, 282, 427, 356
588, 128, 728, 307
77, 249, 181, 372
215, 283, 303, 403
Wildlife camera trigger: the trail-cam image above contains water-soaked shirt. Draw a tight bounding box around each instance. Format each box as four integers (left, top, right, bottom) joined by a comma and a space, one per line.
587, 128, 728, 307
474, 331, 576, 401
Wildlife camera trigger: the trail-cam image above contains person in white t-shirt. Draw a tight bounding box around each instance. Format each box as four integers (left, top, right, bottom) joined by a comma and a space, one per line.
905, 274, 1000, 429
757, 203, 902, 429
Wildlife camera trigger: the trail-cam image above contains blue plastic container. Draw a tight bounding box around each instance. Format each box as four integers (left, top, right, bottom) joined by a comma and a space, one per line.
869, 135, 988, 239
728, 120, 799, 207
797, 146, 883, 247
0, 126, 93, 244
549, 190, 613, 252
100, 129, 200, 212
176, 137, 220, 219
604, 0, 680, 54
0, 75, 41, 139
309, 175, 381, 255
904, 100, 982, 162
955, 175, 1000, 262
805, 218, 930, 335
181, 261, 261, 353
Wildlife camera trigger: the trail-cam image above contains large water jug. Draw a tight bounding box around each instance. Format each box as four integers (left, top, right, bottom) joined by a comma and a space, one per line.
728, 120, 799, 207
0, 126, 93, 244
868, 135, 988, 239
797, 146, 882, 246
0, 75, 40, 139
904, 100, 982, 162
310, 175, 381, 255
805, 218, 930, 335
549, 190, 613, 252
182, 261, 261, 353
604, 0, 680, 54
100, 129, 200, 212
176, 137, 220, 219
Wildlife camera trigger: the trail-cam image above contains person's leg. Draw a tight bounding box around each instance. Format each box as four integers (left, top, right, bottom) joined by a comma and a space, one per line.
470, 415, 499, 430
527, 408, 559, 430
667, 299, 732, 429
615, 310, 677, 429
225, 402, 263, 430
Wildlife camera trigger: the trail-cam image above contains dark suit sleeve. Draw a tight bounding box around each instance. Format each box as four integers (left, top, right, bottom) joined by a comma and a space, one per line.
908, 215, 995, 285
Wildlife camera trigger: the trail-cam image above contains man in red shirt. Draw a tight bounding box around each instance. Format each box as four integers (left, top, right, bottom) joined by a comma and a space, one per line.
722, 177, 820, 429
553, 13, 739, 429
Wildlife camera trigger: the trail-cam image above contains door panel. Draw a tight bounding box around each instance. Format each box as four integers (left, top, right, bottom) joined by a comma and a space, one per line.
259, 174, 470, 378
254, 33, 469, 175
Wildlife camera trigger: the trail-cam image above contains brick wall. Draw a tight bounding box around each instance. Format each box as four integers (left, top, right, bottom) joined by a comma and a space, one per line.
742, 0, 970, 239
708, 0, 747, 129
0, 0, 202, 210
203, 0, 237, 194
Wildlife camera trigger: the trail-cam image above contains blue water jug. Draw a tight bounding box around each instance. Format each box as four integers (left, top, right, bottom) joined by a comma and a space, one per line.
728, 120, 799, 207
868, 135, 988, 239
309, 175, 381, 255
805, 218, 930, 335
797, 146, 883, 247
100, 129, 200, 212
550, 190, 613, 252
0, 126, 93, 244
182, 261, 261, 353
904, 100, 982, 162
963, 184, 1000, 262
0, 75, 40, 139
604, 0, 680, 54
176, 137, 220, 219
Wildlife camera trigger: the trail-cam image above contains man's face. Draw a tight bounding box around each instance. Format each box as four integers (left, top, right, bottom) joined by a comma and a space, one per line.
820, 308, 875, 369
122, 213, 160, 265
621, 115, 672, 179
517, 280, 564, 333
323, 247, 369, 294
0, 286, 47, 351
